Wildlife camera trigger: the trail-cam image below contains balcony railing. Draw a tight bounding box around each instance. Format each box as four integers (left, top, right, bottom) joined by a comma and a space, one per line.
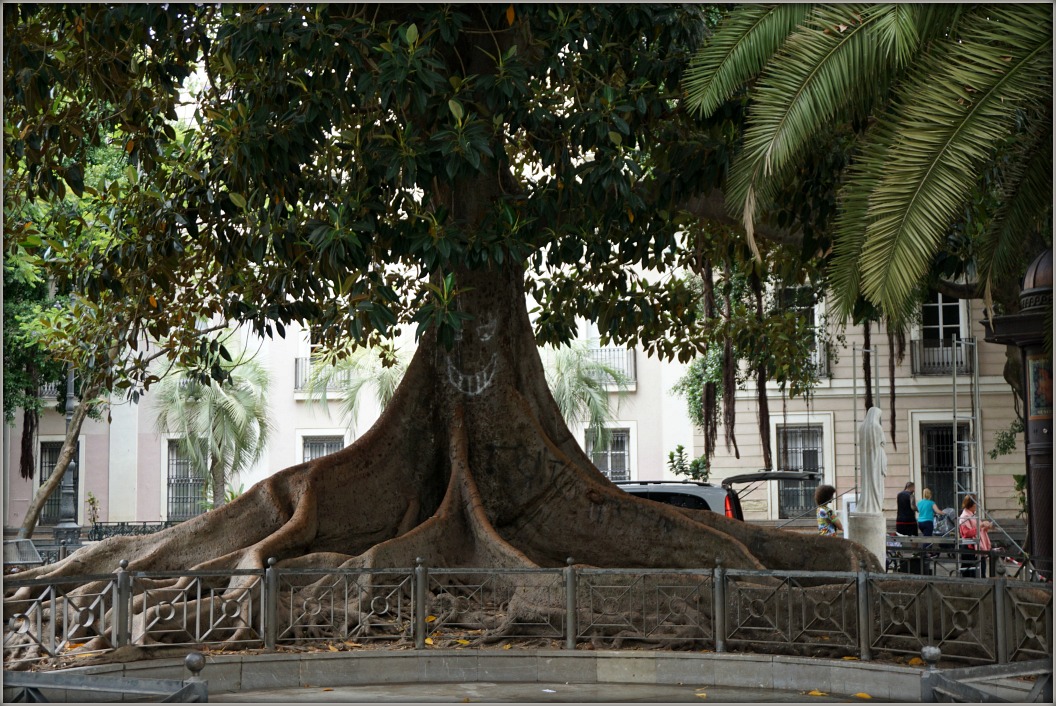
294, 357, 352, 392
38, 382, 59, 398
587, 346, 636, 384
910, 338, 975, 376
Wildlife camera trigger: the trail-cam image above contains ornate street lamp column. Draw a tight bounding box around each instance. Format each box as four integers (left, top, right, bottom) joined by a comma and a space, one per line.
983, 249, 1052, 580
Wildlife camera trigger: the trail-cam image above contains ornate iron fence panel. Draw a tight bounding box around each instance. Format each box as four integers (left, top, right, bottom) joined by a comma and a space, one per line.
577, 569, 714, 646
426, 569, 565, 643
273, 568, 413, 644
869, 575, 997, 663
3, 574, 118, 667
1006, 581, 1053, 662
131, 569, 264, 648
724, 570, 858, 653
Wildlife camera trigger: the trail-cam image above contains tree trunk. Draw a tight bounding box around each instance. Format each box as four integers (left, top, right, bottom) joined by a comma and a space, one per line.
17, 398, 92, 540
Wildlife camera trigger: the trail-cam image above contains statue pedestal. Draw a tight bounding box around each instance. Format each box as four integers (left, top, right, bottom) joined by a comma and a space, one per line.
847, 512, 886, 566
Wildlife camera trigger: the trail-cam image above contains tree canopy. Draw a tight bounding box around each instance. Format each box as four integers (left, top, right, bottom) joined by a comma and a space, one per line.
6, 4, 739, 377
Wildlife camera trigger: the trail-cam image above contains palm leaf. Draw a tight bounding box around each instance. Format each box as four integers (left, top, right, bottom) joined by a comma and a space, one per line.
683, 4, 811, 117
726, 4, 911, 256
853, 5, 1052, 323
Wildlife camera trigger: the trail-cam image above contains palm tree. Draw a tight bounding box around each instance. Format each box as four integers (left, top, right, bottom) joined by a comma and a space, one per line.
684, 4, 1052, 324
152, 348, 273, 511
302, 343, 409, 433
543, 340, 633, 450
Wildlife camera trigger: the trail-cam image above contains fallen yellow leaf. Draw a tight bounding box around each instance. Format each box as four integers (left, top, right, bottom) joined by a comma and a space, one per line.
854, 693, 872, 699
425, 615, 437, 623
806, 689, 829, 696
502, 643, 512, 650
425, 637, 434, 645
695, 694, 707, 699
455, 639, 470, 645
908, 657, 925, 666
344, 641, 363, 647
322, 688, 333, 692
327, 645, 338, 652
842, 656, 860, 661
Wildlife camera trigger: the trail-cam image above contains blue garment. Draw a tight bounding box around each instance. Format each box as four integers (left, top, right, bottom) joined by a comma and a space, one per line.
917, 498, 937, 523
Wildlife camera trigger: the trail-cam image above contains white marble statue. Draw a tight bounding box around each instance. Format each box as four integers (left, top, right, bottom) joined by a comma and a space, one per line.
857, 406, 887, 514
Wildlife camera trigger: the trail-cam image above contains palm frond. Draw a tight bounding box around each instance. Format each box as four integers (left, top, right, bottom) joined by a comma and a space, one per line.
855, 5, 1052, 322
683, 4, 811, 117
726, 4, 907, 252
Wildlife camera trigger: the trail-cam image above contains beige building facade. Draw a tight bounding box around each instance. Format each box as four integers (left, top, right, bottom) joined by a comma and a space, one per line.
703, 292, 1024, 524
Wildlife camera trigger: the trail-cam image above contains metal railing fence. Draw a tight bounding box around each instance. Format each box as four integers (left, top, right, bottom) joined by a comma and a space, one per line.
910, 338, 976, 376
4, 560, 1051, 669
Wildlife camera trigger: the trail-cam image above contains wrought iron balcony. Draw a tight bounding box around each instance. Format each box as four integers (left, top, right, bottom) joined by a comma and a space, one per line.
294, 357, 353, 392
910, 338, 975, 376
587, 347, 636, 384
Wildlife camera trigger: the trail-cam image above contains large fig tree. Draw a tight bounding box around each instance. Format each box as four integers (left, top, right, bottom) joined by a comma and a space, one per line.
5, 4, 889, 659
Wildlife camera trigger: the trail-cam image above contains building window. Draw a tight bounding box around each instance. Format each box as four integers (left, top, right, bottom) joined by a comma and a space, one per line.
167, 440, 207, 521
586, 429, 630, 481
39, 441, 80, 525
779, 285, 827, 377
775, 425, 824, 519
920, 423, 972, 512
921, 291, 962, 344
303, 435, 344, 463
912, 292, 972, 375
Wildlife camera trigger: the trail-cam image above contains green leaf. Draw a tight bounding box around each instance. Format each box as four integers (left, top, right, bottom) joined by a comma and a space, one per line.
406, 23, 419, 45
448, 99, 464, 122
229, 192, 247, 210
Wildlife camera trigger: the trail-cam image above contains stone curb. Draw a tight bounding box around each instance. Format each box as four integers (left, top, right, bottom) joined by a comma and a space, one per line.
7, 650, 925, 702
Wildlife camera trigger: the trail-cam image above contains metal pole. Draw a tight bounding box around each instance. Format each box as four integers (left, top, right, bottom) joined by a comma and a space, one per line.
113, 559, 131, 648
856, 560, 872, 661
264, 557, 278, 650
853, 345, 859, 498
994, 576, 1008, 664
564, 557, 577, 650
414, 557, 427, 650
713, 560, 726, 653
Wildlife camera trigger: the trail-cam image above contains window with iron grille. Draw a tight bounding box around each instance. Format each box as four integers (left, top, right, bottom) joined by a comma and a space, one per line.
921, 423, 972, 512
303, 435, 344, 463
776, 425, 823, 519
167, 440, 207, 521
39, 441, 80, 525
585, 429, 630, 482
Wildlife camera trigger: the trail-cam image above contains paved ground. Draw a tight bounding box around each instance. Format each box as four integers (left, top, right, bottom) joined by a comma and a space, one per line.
214, 680, 885, 703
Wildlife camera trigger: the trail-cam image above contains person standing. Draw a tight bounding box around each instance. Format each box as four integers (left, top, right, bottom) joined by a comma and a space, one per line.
917, 488, 938, 536
895, 481, 918, 536
815, 484, 843, 536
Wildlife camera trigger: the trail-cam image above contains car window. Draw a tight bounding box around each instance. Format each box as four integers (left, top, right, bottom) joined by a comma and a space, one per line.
644, 491, 711, 511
